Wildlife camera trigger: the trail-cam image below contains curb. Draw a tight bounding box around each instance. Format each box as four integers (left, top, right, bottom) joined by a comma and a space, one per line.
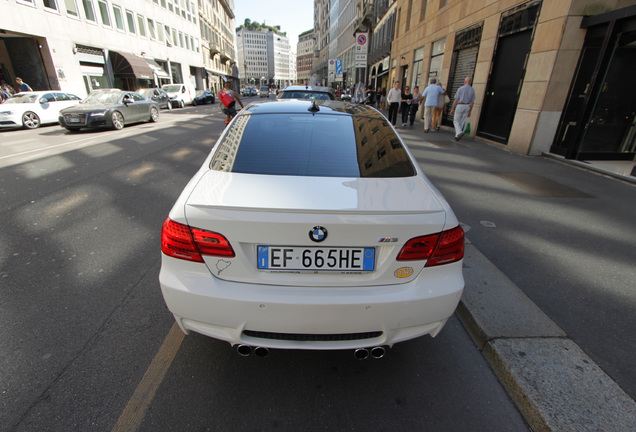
457, 243, 636, 431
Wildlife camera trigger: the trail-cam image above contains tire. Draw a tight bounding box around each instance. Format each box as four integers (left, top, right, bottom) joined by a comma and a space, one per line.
192, 99, 197, 106
111, 111, 124, 130
22, 111, 41, 129
149, 107, 159, 123
166, 101, 172, 110
179, 100, 184, 108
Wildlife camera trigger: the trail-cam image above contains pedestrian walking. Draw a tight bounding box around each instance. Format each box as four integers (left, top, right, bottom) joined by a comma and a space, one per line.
379, 87, 386, 110
421, 78, 445, 133
449, 76, 476, 141
218, 81, 244, 124
432, 82, 447, 131
410, 86, 423, 126
15, 77, 32, 92
387, 81, 401, 125
400, 86, 413, 127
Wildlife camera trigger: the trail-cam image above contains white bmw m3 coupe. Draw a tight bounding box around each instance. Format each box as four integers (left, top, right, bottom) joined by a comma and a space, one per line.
160, 99, 464, 358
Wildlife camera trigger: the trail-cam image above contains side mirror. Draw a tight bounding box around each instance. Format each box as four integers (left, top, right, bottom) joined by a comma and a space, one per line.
39, 98, 48, 104
123, 97, 133, 105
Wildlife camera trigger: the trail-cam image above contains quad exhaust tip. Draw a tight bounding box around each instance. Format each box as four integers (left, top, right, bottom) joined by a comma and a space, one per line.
355, 347, 386, 360
236, 345, 270, 358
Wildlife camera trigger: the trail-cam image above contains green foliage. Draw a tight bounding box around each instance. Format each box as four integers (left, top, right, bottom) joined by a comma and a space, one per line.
237, 19, 287, 36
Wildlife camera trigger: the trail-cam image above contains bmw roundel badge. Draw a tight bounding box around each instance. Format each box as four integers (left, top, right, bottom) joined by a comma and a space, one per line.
309, 226, 327, 242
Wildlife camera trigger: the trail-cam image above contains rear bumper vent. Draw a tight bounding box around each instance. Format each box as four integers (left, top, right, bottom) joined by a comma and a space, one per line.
242, 330, 383, 342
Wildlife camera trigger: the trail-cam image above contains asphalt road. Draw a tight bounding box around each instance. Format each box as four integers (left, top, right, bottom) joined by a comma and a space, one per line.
0, 98, 528, 431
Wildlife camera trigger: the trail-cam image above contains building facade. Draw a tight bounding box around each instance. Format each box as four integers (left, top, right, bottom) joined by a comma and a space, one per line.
198, 0, 238, 94
236, 25, 293, 89
296, 29, 315, 85
0, 0, 235, 98
388, 0, 635, 169
311, 0, 330, 85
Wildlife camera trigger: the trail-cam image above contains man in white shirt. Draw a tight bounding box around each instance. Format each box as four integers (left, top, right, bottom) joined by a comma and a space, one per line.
386, 81, 401, 125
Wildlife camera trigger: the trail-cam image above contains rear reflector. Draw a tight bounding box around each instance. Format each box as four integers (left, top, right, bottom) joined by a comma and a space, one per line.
396, 225, 464, 266
161, 218, 235, 262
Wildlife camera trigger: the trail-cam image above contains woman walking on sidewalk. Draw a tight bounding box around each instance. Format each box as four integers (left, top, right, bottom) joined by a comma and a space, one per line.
410, 86, 423, 126
400, 86, 413, 127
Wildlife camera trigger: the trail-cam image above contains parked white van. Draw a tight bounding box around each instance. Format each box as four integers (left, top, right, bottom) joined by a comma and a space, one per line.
161, 83, 195, 108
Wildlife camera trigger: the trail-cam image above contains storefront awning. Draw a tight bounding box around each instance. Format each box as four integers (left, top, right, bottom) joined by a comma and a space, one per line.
109, 51, 153, 80
146, 59, 170, 79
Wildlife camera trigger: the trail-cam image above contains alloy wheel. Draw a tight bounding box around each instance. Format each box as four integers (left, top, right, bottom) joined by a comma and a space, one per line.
22, 111, 40, 129
112, 111, 124, 130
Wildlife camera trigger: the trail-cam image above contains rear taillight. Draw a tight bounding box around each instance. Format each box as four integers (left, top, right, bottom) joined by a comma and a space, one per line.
161, 218, 235, 262
396, 225, 464, 266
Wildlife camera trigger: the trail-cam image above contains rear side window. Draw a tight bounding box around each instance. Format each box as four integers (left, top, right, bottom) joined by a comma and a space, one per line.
210, 114, 416, 178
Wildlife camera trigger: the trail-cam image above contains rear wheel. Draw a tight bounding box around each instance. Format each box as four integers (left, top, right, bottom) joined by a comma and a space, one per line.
111, 111, 124, 130
192, 99, 197, 106
149, 107, 159, 122
22, 111, 40, 129
166, 100, 172, 110
179, 100, 185, 108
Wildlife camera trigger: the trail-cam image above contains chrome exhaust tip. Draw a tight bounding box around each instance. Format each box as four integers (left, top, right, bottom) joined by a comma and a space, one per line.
370, 346, 386, 359
236, 344, 252, 356
354, 348, 369, 360
254, 347, 269, 358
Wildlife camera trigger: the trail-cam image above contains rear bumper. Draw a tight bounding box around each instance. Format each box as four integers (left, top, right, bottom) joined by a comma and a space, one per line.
159, 255, 464, 350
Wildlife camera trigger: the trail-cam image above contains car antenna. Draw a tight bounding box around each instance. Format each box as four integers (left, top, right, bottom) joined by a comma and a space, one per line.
308, 99, 320, 113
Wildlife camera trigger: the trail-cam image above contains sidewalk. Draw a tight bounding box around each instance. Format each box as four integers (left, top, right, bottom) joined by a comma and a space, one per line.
395, 123, 636, 431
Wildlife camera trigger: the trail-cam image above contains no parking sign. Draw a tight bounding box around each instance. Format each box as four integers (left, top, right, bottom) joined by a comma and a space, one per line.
356, 32, 368, 53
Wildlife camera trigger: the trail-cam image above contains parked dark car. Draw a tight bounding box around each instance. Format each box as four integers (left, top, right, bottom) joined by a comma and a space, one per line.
192, 90, 215, 105
59, 89, 159, 131
138, 88, 172, 110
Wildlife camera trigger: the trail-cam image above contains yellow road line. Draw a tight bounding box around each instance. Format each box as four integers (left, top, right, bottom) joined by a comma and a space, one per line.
111, 322, 184, 432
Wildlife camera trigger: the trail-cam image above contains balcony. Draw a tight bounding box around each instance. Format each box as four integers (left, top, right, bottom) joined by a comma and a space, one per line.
355, 0, 375, 32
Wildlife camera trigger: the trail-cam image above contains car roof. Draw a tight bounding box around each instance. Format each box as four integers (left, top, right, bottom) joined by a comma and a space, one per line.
241, 99, 385, 118
280, 85, 335, 94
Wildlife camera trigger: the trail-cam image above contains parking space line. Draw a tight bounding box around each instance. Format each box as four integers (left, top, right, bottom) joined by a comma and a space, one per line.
111, 323, 184, 432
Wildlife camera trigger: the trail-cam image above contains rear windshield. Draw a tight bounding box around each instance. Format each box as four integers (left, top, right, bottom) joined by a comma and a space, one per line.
210, 113, 416, 178
278, 91, 332, 100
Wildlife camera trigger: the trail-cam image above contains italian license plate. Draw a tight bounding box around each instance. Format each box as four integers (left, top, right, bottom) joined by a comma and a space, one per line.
257, 246, 375, 271
68, 118, 81, 123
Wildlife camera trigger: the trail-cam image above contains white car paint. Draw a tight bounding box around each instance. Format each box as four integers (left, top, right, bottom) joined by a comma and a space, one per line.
159, 100, 465, 352
0, 91, 81, 129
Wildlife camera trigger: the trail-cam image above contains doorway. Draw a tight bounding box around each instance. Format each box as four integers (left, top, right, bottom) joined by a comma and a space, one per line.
477, 2, 541, 143
552, 10, 636, 162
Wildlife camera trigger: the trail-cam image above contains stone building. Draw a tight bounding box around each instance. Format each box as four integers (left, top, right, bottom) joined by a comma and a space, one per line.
297, 29, 315, 85
389, 0, 635, 173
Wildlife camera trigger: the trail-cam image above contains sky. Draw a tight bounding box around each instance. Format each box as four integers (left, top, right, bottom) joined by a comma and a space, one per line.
233, 0, 315, 49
